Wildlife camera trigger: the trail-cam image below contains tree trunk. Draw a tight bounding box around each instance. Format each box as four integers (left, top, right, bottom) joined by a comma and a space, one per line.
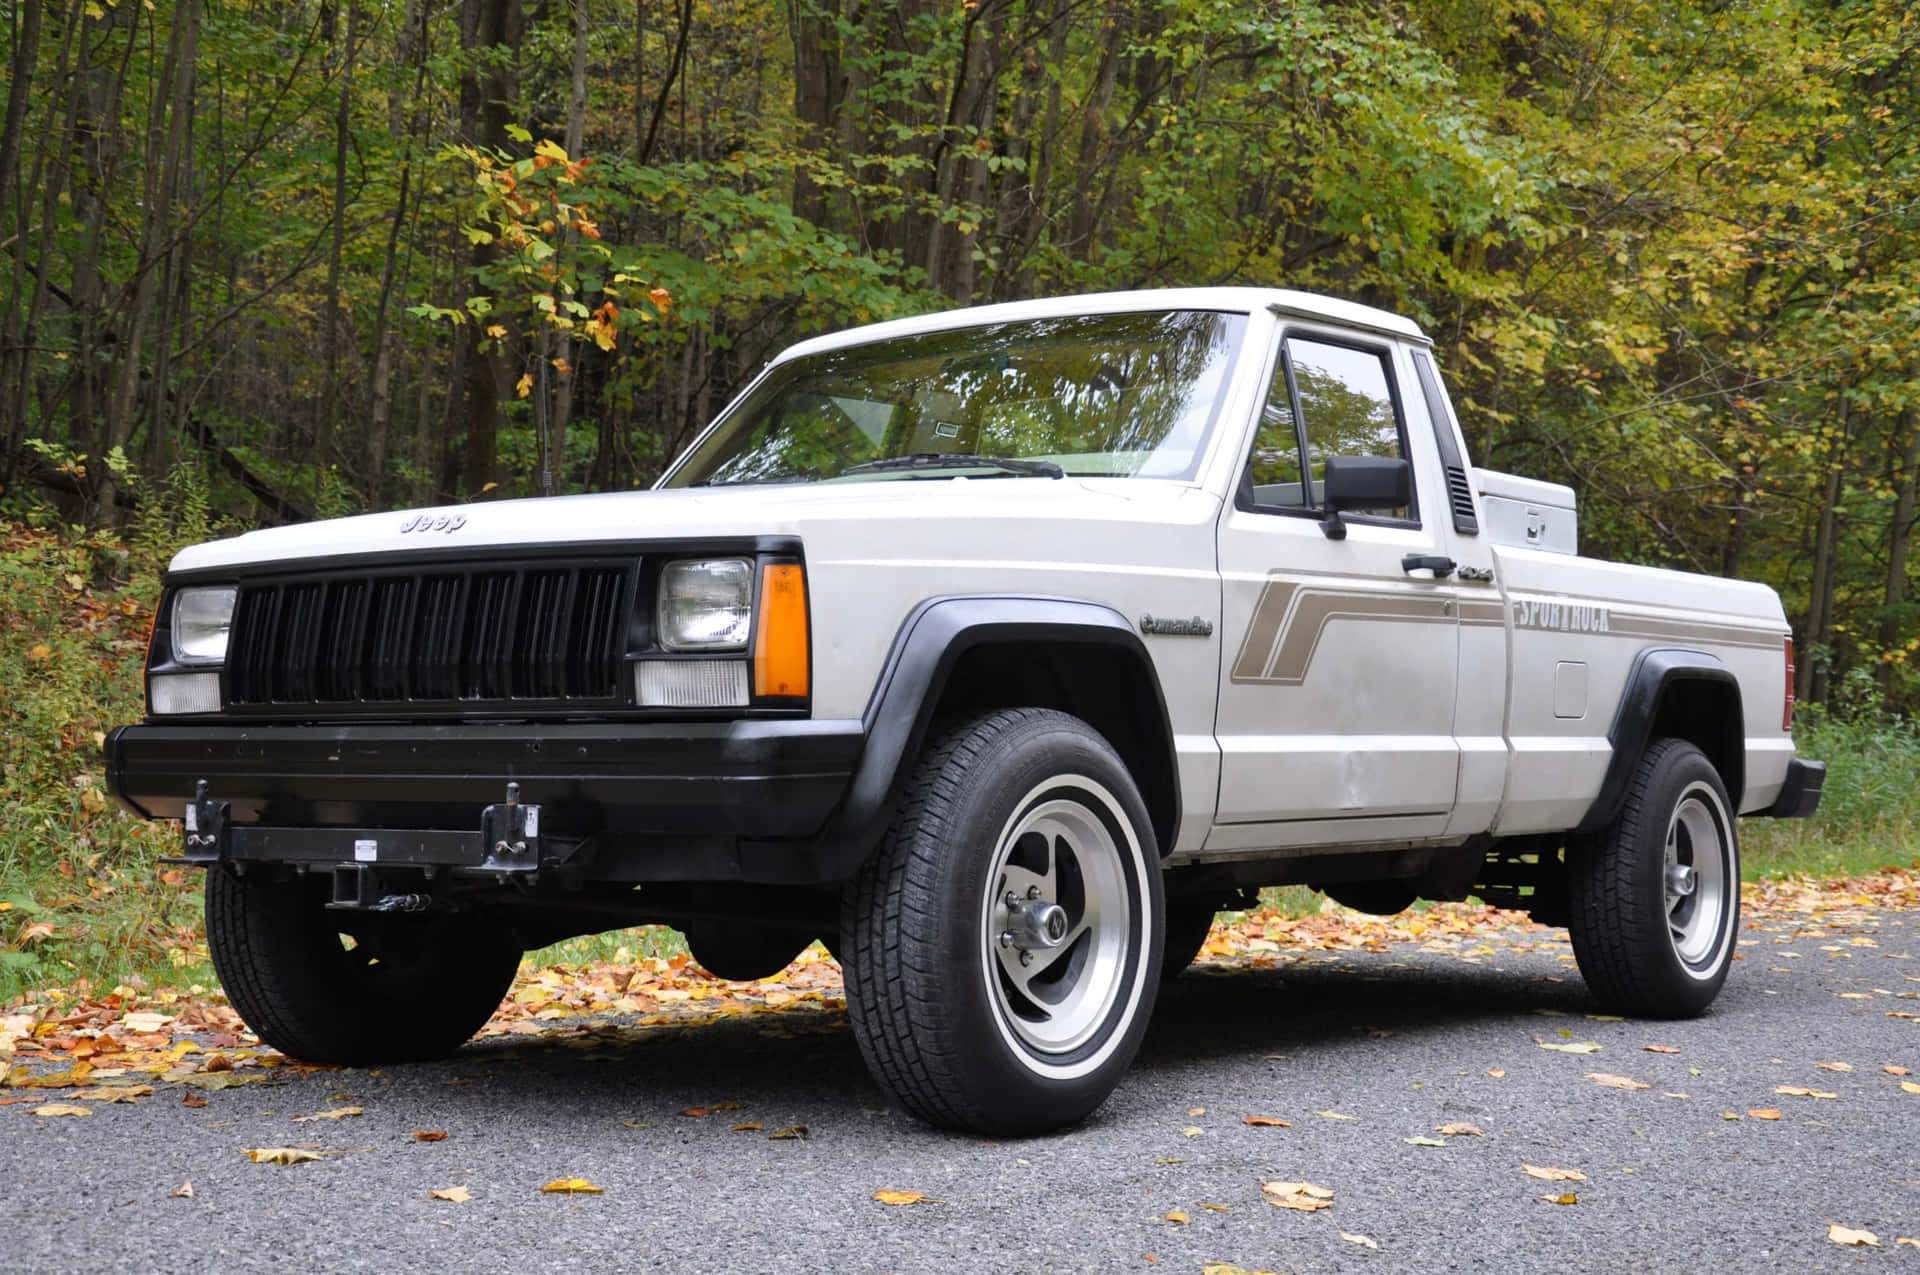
317, 0, 361, 474
102, 0, 201, 525
459, 0, 524, 497
546, 0, 590, 493
1798, 402, 1851, 706
1877, 408, 1920, 698
1066, 3, 1123, 262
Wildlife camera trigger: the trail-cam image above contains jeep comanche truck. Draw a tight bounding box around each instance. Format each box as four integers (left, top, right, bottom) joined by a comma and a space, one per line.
108, 288, 1825, 1136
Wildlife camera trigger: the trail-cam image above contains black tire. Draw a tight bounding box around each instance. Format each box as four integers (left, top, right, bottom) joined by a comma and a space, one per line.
1566, 738, 1740, 1018
1318, 880, 1420, 917
685, 924, 812, 982
841, 708, 1164, 1136
1161, 895, 1218, 979
206, 869, 520, 1065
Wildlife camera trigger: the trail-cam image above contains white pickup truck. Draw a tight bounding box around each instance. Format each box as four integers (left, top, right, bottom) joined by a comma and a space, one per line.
109, 288, 1824, 1135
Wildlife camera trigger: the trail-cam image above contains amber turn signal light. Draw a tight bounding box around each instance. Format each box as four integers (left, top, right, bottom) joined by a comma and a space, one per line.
753, 563, 809, 699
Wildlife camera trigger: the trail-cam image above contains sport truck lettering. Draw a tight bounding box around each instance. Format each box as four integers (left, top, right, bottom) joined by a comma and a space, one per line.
1513, 597, 1611, 633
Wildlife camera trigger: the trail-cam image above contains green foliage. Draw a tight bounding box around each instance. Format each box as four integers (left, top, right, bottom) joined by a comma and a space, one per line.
0, 525, 207, 1002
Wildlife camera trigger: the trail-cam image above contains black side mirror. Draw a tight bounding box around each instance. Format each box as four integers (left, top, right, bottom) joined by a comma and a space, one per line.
1320, 454, 1411, 540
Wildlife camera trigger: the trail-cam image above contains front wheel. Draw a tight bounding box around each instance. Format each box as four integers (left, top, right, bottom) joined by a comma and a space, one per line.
206, 869, 521, 1065
1567, 738, 1740, 1018
841, 709, 1163, 1136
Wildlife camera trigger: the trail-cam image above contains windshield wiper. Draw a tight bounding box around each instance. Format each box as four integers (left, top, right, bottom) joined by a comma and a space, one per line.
840, 452, 1064, 479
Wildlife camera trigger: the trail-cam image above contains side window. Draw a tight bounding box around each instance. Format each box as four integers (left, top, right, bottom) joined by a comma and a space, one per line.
1244, 335, 1412, 521
1247, 365, 1307, 506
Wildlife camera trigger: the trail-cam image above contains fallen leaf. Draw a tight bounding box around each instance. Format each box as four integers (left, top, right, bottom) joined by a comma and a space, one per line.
1199, 1203, 1232, 1212
1642, 1044, 1681, 1054
1747, 1109, 1782, 1120
1897, 1237, 1919, 1248
171, 1181, 193, 1199
540, 1178, 603, 1194
429, 1186, 473, 1203
1181, 1125, 1204, 1138
178, 1072, 266, 1091
1435, 1123, 1484, 1136
1521, 1164, 1586, 1182
730, 1123, 763, 1132
1773, 1086, 1839, 1099
1403, 1135, 1447, 1147
1313, 1110, 1357, 1120
1486, 1068, 1506, 1078
1243, 1115, 1290, 1127
768, 1126, 808, 1140
1885, 1066, 1910, 1076
74, 1085, 152, 1103
872, 1189, 931, 1206
1340, 1231, 1380, 1249
1261, 1180, 1334, 1212
1586, 1072, 1651, 1090
1828, 1224, 1879, 1247
181, 1092, 207, 1109
31, 1103, 91, 1118
413, 1130, 448, 1142
293, 1106, 363, 1122
1902, 1081, 1920, 1095
1722, 1111, 1742, 1120
1165, 1211, 1190, 1225
1187, 1107, 1207, 1117
244, 1147, 320, 1164
1813, 1061, 1853, 1072
679, 1107, 710, 1118
1539, 1193, 1579, 1205
1536, 1038, 1603, 1054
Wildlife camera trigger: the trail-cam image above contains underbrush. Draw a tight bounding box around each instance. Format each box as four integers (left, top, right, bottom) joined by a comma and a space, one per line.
0, 520, 213, 1002
1743, 686, 1920, 880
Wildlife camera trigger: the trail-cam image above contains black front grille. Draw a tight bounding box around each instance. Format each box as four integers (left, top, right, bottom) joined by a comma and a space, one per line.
227, 560, 634, 711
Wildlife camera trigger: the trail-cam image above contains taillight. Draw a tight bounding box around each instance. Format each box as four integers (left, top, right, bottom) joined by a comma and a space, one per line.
1782, 636, 1795, 732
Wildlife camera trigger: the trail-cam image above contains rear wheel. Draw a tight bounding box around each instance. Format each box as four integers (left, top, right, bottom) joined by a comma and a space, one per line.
206, 869, 520, 1065
841, 709, 1163, 1136
1567, 739, 1740, 1018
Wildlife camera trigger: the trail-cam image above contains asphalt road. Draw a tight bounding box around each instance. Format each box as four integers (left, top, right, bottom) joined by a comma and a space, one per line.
5, 903, 1917, 1275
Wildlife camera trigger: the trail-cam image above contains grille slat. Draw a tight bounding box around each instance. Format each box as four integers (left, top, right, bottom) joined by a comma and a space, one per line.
224, 559, 633, 713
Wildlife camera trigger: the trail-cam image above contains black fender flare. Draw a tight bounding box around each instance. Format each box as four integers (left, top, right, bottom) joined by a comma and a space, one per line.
741, 595, 1178, 884
1575, 647, 1744, 834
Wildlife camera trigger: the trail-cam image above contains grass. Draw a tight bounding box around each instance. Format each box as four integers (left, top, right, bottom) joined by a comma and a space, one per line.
2, 516, 1915, 1003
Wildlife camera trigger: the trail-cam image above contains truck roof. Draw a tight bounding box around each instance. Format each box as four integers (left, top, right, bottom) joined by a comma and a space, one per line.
773, 287, 1430, 365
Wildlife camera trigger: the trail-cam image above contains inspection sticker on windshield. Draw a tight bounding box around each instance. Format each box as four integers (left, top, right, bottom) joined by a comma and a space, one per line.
354, 839, 377, 862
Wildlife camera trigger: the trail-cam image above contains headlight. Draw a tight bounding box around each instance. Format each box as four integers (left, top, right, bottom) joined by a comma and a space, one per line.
658, 559, 753, 651
170, 586, 238, 664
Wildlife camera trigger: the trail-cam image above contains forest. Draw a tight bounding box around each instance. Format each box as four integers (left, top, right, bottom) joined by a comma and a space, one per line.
1, 0, 1917, 711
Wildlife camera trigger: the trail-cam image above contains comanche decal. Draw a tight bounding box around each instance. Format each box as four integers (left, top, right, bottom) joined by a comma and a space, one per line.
1140, 614, 1214, 637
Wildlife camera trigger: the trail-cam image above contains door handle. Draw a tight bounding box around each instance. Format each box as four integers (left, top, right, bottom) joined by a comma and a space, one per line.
1401, 554, 1456, 578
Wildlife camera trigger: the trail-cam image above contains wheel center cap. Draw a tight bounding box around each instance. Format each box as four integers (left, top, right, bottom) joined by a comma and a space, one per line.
1666, 864, 1697, 899
1009, 900, 1070, 950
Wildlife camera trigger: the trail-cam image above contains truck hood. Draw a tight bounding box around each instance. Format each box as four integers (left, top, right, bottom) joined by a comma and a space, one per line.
167, 478, 1216, 574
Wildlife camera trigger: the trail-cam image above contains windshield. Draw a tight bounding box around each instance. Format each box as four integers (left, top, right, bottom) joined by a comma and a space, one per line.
663, 309, 1248, 487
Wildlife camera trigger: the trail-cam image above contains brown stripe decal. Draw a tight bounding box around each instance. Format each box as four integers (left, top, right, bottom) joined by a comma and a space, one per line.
1232, 582, 1451, 685
1231, 577, 1783, 688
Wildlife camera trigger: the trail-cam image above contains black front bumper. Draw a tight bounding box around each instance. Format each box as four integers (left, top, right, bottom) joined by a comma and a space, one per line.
1762, 758, 1826, 819
106, 718, 866, 883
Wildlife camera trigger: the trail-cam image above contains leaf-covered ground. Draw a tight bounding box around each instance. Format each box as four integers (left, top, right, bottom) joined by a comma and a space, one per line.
6, 869, 1914, 1098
